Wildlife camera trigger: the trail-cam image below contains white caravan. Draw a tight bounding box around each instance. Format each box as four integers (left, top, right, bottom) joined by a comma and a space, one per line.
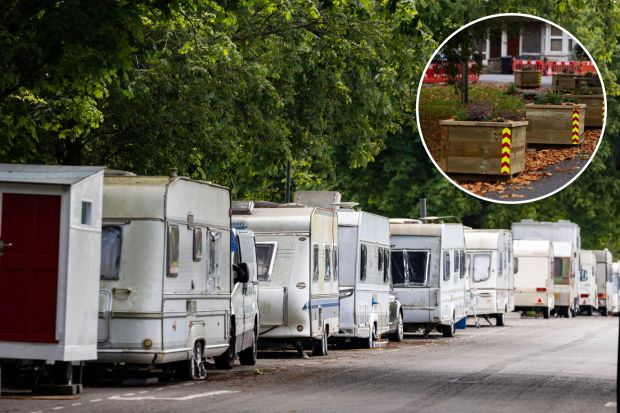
578, 250, 598, 316
513, 240, 555, 318
551, 241, 576, 317
593, 249, 613, 316
512, 220, 581, 313
611, 262, 620, 316
0, 165, 104, 389
232, 202, 339, 356
96, 174, 259, 380
389, 220, 467, 337
464, 229, 515, 326
333, 207, 395, 347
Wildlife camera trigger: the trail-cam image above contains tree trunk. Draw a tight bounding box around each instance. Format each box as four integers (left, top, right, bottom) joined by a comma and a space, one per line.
461, 60, 468, 105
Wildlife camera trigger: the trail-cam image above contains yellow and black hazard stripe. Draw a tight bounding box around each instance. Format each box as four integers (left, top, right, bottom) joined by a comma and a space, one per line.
501, 128, 511, 175
571, 108, 580, 144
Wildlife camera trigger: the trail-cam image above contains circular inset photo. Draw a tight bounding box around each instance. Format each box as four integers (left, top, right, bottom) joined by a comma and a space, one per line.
417, 13, 606, 203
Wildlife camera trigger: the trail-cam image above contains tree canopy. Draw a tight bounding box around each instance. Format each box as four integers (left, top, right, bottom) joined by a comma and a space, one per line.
0, 0, 619, 253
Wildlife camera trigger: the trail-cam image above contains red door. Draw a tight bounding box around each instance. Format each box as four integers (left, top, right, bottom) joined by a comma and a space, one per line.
0, 193, 61, 343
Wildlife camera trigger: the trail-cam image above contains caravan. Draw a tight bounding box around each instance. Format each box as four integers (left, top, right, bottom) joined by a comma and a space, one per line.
593, 249, 613, 316
389, 220, 467, 337
611, 262, 620, 316
96, 174, 259, 380
512, 220, 581, 314
513, 240, 555, 318
578, 250, 598, 316
232, 201, 339, 356
551, 241, 576, 317
464, 229, 515, 326
333, 207, 396, 347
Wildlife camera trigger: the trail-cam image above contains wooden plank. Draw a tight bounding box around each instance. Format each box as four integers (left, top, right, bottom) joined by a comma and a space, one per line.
575, 95, 604, 128
525, 104, 586, 145
552, 73, 582, 92
514, 70, 541, 88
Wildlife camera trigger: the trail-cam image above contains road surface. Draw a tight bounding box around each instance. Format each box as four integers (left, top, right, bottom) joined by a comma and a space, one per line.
1, 315, 617, 413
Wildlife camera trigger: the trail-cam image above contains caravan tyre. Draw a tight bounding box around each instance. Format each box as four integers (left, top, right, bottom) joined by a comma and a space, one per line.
176, 341, 206, 380
587, 307, 593, 316
239, 323, 258, 366
543, 308, 550, 319
390, 312, 404, 342
600, 307, 608, 316
312, 329, 329, 356
442, 322, 455, 338
495, 313, 505, 327
52, 361, 73, 385
214, 324, 236, 369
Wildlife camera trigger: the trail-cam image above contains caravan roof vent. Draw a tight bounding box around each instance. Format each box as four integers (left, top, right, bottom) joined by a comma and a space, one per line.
332, 202, 359, 210
390, 218, 423, 224
253, 201, 282, 208
294, 191, 342, 208
280, 203, 306, 208
231, 201, 254, 215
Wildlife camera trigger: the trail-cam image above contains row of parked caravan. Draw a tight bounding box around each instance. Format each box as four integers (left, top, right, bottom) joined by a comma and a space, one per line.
0, 166, 618, 390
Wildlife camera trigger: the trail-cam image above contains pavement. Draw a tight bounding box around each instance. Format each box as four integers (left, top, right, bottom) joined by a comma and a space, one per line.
1, 314, 617, 413
479, 73, 552, 86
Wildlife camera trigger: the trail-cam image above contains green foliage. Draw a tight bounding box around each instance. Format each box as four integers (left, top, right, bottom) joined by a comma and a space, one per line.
534, 92, 564, 105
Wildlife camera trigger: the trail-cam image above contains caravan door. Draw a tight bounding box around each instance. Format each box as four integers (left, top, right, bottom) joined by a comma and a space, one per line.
0, 193, 61, 344
238, 232, 259, 348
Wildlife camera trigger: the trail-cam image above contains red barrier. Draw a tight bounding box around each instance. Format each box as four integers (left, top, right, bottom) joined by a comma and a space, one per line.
512, 59, 546, 71
512, 59, 598, 76
423, 62, 480, 84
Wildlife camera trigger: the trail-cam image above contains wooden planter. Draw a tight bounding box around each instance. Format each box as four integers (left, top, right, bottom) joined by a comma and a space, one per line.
552, 73, 582, 91
575, 95, 604, 128
514, 70, 541, 88
525, 104, 586, 145
439, 120, 528, 176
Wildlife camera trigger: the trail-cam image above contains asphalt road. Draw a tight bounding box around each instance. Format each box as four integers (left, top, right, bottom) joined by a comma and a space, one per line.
479, 73, 553, 86
1, 315, 617, 413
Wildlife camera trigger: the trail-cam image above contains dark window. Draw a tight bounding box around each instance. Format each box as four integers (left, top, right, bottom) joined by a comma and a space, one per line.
333, 246, 339, 280
454, 250, 460, 274
553, 257, 571, 285
390, 251, 406, 285
378, 247, 384, 271
101, 225, 123, 280
360, 244, 367, 281
81, 201, 92, 226
498, 252, 504, 276
406, 251, 428, 284
459, 250, 466, 278
193, 227, 203, 262
324, 245, 332, 280
443, 251, 450, 281
383, 248, 390, 283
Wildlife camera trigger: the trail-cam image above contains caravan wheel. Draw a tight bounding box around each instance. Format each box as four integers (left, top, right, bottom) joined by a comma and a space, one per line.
495, 313, 505, 327
214, 323, 236, 369
312, 327, 329, 356
390, 312, 404, 342
442, 322, 455, 338
366, 324, 376, 349
543, 308, 550, 319
176, 341, 206, 380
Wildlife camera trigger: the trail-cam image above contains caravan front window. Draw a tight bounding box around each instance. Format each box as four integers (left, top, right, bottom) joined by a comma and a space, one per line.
443, 251, 450, 281
193, 227, 203, 262
378, 247, 384, 271
459, 251, 466, 278
167, 224, 180, 277
383, 248, 390, 283
333, 246, 339, 280
498, 252, 504, 277
101, 225, 123, 280
312, 243, 319, 281
208, 230, 222, 278
390, 251, 406, 285
454, 251, 460, 274
470, 253, 491, 282
256, 242, 277, 282
580, 269, 588, 282
553, 257, 571, 285
406, 251, 428, 284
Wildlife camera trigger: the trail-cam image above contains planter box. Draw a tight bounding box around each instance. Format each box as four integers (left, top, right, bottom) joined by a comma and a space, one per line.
552, 73, 582, 91
439, 120, 528, 176
575, 95, 604, 128
525, 104, 586, 145
514, 70, 541, 88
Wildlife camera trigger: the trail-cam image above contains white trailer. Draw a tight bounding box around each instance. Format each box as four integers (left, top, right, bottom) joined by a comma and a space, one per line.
578, 250, 598, 316
232, 203, 339, 356
513, 240, 555, 318
464, 229, 515, 326
551, 241, 576, 317
593, 249, 613, 316
333, 207, 394, 347
389, 220, 467, 337
0, 164, 104, 390
611, 262, 620, 316
96, 174, 258, 380
512, 220, 581, 314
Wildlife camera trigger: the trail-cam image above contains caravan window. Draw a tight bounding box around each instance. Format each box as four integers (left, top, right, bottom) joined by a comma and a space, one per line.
459, 251, 466, 278
580, 269, 588, 282
498, 252, 504, 277
324, 245, 332, 280
101, 225, 123, 280
378, 247, 384, 271
360, 244, 368, 281
443, 251, 450, 281
256, 242, 277, 282
383, 248, 390, 283
471, 253, 491, 282
553, 257, 571, 285
391, 251, 406, 285
406, 251, 428, 284
313, 243, 320, 281
208, 230, 222, 278
167, 224, 180, 277
333, 246, 339, 280
454, 250, 460, 274
193, 227, 203, 262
